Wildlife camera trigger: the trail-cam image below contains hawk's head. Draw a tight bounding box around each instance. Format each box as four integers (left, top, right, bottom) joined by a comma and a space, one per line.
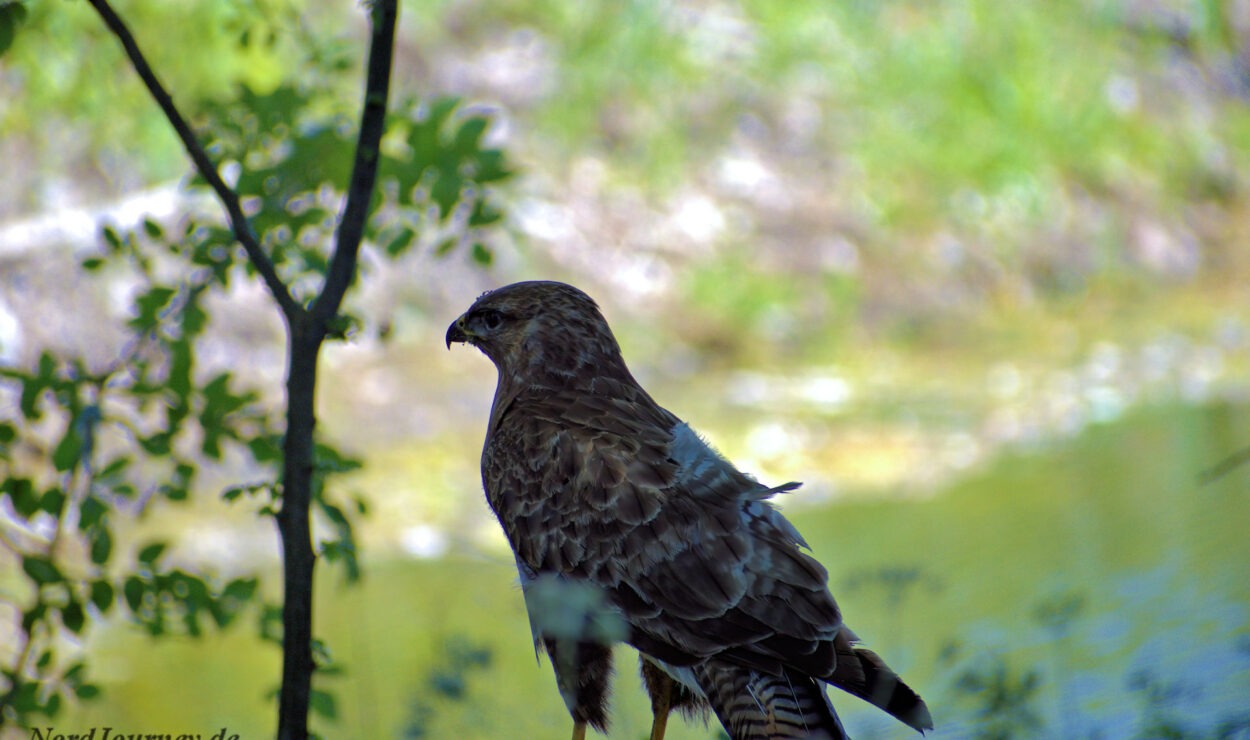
446, 281, 628, 387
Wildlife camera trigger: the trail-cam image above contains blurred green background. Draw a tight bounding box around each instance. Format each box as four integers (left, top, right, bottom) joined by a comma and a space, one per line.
2, 0, 1250, 737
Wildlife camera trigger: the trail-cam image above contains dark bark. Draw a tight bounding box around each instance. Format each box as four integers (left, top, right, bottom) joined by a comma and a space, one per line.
276, 316, 321, 740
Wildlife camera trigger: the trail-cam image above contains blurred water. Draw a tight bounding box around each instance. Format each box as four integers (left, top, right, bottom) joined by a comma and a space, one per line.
812, 401, 1250, 739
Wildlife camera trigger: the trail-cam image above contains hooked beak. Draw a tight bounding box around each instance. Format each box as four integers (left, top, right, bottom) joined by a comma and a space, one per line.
445, 315, 470, 349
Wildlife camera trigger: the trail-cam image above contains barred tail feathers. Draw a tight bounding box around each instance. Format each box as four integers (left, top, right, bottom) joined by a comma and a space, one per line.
692, 658, 847, 740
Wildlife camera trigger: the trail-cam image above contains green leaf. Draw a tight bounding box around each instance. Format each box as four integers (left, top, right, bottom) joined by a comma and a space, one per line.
16, 353, 54, 421
181, 295, 208, 337
3, 477, 38, 517
247, 435, 282, 464
222, 578, 258, 603
471, 242, 493, 266
159, 481, 188, 502
21, 603, 46, 632
52, 424, 84, 471
19, 378, 41, 420
90, 580, 115, 612
142, 217, 164, 239
21, 555, 63, 585
167, 337, 193, 397
37, 350, 55, 381
434, 236, 457, 257
382, 226, 416, 256
320, 540, 344, 563
453, 116, 489, 154
309, 688, 338, 720
472, 149, 510, 183
81, 256, 106, 271
89, 525, 113, 566
324, 312, 360, 341
38, 488, 65, 516
137, 542, 167, 565
313, 443, 363, 474
75, 684, 101, 700
211, 577, 258, 628
430, 171, 463, 217
0, 2, 28, 57
63, 662, 86, 683
138, 432, 172, 456
258, 603, 284, 644
79, 495, 107, 530
311, 637, 333, 666
96, 455, 130, 480
318, 501, 349, 527
201, 373, 255, 427
61, 600, 85, 634
123, 576, 144, 612
467, 198, 503, 227
286, 126, 354, 193
102, 224, 123, 251
129, 286, 177, 331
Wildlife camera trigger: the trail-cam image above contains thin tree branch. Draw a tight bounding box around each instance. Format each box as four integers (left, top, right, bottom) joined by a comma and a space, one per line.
311, 0, 398, 328
85, 0, 301, 321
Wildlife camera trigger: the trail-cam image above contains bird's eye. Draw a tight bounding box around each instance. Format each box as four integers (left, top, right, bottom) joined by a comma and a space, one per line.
479, 310, 504, 330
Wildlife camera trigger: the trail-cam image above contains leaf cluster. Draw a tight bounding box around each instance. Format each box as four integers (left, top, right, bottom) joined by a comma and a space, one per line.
1, 0, 513, 731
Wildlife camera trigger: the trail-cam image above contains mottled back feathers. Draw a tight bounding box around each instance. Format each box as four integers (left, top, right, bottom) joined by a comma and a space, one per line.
448, 281, 933, 738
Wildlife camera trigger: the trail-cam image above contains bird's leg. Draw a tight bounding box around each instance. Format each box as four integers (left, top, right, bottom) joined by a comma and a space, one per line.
571, 721, 586, 740
649, 709, 670, 740
649, 672, 674, 740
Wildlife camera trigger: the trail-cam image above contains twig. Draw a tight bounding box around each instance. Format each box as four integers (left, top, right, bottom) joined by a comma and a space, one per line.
84, 0, 301, 321
311, 0, 398, 329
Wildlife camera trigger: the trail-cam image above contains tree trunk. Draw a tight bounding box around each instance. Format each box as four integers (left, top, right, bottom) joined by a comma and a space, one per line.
277, 317, 323, 740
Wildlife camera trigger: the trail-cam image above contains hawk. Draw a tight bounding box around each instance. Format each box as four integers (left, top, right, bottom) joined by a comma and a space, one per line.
446, 280, 932, 739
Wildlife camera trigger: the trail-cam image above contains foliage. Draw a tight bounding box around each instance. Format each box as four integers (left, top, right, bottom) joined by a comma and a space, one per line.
951, 651, 1044, 740
0, 0, 511, 734
0, 309, 266, 722
402, 636, 493, 739
0, 0, 330, 192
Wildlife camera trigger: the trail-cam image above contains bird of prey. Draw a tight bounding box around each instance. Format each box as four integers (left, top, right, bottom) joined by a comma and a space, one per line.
446, 280, 932, 740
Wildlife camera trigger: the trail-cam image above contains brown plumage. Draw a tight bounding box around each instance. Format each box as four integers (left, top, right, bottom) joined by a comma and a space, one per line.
447, 281, 933, 739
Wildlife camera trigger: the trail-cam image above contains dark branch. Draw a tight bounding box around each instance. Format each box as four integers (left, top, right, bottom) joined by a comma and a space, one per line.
86, 0, 301, 320
311, 0, 399, 328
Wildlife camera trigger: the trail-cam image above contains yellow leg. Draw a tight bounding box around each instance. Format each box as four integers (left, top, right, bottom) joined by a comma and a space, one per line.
649, 711, 669, 740
571, 721, 586, 740
649, 672, 673, 740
